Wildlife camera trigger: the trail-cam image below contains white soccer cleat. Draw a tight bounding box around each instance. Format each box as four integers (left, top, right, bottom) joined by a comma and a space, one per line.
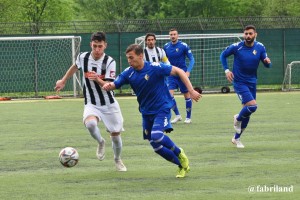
171, 115, 182, 124
233, 114, 242, 134
96, 139, 106, 161
232, 137, 245, 148
184, 118, 192, 124
115, 159, 127, 172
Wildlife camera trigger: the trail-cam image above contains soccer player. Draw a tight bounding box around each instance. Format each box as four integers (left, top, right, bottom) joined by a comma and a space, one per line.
144, 33, 170, 64
102, 44, 201, 178
164, 28, 195, 124
220, 25, 272, 148
55, 31, 127, 171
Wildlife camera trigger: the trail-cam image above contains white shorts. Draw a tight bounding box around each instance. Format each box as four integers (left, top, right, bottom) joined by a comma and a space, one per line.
83, 101, 124, 133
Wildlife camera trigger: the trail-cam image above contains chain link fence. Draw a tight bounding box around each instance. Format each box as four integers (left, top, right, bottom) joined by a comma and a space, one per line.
1, 17, 300, 35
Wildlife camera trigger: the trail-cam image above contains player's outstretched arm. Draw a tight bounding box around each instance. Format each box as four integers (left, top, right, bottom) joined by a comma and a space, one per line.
102, 82, 116, 91
171, 66, 201, 102
55, 64, 78, 92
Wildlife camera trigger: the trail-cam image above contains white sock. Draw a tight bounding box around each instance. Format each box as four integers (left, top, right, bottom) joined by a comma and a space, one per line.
85, 120, 103, 144
111, 135, 122, 160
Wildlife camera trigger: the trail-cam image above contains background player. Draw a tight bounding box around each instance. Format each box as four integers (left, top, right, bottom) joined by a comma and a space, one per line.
220, 25, 272, 148
144, 32, 170, 64
164, 28, 195, 124
102, 44, 201, 178
55, 31, 127, 171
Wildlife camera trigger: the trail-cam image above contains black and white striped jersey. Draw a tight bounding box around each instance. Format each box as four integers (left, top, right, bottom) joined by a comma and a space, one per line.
76, 52, 116, 106
144, 46, 170, 64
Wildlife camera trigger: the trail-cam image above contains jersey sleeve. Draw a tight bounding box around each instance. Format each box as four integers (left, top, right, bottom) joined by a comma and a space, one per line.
114, 67, 130, 89
105, 57, 116, 81
259, 44, 272, 68
161, 49, 170, 65
220, 43, 237, 70
75, 53, 83, 70
185, 45, 195, 72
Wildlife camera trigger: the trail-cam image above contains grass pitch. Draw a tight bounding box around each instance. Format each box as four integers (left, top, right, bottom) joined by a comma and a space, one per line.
0, 92, 299, 200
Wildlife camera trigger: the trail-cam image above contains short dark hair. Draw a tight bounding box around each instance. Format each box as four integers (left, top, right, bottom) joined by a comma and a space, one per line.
145, 33, 156, 41
244, 25, 256, 32
126, 44, 143, 55
91, 31, 106, 42
169, 28, 178, 32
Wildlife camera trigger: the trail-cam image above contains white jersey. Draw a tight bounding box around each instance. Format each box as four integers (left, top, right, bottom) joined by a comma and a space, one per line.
144, 46, 170, 64
76, 52, 116, 106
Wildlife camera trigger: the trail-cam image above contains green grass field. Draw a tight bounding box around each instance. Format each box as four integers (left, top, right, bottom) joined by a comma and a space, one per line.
0, 92, 299, 200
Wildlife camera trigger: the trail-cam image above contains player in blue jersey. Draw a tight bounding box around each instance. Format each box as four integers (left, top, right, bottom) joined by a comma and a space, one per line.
220, 25, 272, 148
102, 44, 201, 178
164, 28, 195, 124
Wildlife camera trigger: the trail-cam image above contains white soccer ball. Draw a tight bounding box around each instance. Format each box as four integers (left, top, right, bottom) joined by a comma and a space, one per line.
59, 147, 79, 168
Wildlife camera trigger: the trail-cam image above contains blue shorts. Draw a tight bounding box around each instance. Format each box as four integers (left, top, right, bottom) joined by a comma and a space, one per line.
168, 76, 188, 93
142, 109, 173, 140
234, 82, 256, 104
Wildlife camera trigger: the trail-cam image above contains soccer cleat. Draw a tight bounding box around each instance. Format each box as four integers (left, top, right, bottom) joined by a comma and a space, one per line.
96, 139, 106, 160
178, 148, 189, 169
232, 137, 245, 148
176, 166, 190, 178
115, 159, 127, 172
233, 114, 242, 134
184, 118, 192, 124
171, 115, 182, 124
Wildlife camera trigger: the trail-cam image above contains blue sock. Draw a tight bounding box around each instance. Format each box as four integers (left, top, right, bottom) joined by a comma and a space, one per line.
150, 141, 181, 166
172, 97, 180, 115
237, 105, 257, 121
235, 117, 250, 139
185, 98, 192, 118
159, 134, 181, 156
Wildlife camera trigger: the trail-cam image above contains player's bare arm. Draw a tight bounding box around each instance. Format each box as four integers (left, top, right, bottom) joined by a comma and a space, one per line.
102, 82, 116, 91
55, 64, 78, 91
87, 71, 107, 86
171, 66, 201, 102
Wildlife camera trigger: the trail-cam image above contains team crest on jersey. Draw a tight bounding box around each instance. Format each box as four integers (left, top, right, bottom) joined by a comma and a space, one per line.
253, 50, 257, 55
144, 74, 149, 81
176, 48, 179, 52
110, 71, 115, 78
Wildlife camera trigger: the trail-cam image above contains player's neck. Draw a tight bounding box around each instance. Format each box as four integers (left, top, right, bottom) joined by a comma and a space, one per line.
91, 52, 104, 60
244, 41, 254, 47
171, 40, 178, 45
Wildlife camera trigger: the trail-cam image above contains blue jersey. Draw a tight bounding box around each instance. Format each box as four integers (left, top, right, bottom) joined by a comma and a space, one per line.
114, 61, 174, 115
220, 41, 271, 84
164, 40, 195, 72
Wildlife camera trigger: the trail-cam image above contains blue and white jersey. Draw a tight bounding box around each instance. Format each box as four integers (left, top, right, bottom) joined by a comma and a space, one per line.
114, 61, 173, 115
163, 40, 195, 72
220, 41, 271, 84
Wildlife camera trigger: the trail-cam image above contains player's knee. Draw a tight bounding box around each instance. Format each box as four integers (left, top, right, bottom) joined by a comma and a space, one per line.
248, 105, 257, 113
149, 140, 163, 152
85, 119, 97, 131
150, 131, 164, 143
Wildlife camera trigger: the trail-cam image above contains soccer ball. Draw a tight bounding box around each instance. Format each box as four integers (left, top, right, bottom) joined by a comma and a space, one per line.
59, 147, 79, 167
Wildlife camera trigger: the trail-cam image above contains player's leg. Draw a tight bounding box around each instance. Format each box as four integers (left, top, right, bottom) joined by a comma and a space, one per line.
83, 104, 105, 160
149, 109, 190, 177
179, 80, 192, 123
100, 101, 127, 171
168, 76, 182, 123
232, 84, 257, 148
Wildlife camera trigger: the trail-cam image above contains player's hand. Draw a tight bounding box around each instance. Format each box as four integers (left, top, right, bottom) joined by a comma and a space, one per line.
54, 80, 65, 92
190, 89, 202, 102
87, 71, 98, 81
264, 57, 271, 64
225, 71, 234, 83
102, 82, 115, 91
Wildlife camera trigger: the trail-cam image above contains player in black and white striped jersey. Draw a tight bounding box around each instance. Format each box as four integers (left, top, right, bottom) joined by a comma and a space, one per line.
144, 33, 170, 64
55, 32, 127, 172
